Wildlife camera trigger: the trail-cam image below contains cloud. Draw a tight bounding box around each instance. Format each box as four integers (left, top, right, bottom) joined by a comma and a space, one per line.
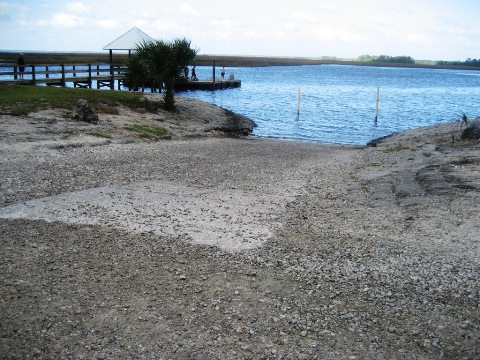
50, 12, 87, 28
97, 19, 120, 30
406, 32, 431, 45
289, 11, 316, 23
313, 26, 365, 43
67, 2, 91, 14
180, 3, 202, 17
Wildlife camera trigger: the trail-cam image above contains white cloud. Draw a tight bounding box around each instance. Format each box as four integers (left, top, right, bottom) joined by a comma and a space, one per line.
50, 12, 87, 28
67, 2, 90, 14
406, 32, 431, 45
97, 19, 120, 30
289, 11, 316, 23
180, 3, 202, 17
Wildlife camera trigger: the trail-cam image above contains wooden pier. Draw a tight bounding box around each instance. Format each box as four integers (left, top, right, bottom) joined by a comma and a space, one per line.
0, 63, 241, 92
0, 63, 126, 90
174, 78, 241, 91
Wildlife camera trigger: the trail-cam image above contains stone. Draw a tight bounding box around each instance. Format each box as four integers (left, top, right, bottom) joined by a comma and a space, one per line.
210, 108, 256, 137
460, 118, 480, 140
73, 99, 99, 124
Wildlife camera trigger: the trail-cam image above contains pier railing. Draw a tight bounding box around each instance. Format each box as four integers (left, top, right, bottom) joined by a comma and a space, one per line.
0, 63, 126, 90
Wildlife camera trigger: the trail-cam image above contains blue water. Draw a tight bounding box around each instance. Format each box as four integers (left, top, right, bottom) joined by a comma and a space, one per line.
2, 63, 479, 145
182, 65, 480, 145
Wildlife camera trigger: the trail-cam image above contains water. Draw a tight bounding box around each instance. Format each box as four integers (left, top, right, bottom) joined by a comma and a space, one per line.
2, 63, 479, 145
182, 65, 480, 145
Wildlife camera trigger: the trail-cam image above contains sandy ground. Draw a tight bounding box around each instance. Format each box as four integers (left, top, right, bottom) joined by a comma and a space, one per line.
0, 97, 479, 359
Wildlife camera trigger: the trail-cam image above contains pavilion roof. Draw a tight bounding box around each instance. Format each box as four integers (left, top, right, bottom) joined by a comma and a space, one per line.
103, 27, 154, 50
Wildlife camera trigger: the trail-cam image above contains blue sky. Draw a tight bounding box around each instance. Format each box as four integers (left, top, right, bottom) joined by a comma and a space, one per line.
1, 0, 479, 61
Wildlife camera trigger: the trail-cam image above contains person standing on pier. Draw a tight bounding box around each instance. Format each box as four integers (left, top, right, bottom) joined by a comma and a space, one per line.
17, 53, 25, 79
221, 66, 226, 79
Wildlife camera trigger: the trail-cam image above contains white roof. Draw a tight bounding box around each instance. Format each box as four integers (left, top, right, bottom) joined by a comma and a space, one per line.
103, 27, 154, 50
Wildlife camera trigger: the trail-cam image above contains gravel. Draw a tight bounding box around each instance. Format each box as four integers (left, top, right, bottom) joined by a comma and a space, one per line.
0, 103, 479, 359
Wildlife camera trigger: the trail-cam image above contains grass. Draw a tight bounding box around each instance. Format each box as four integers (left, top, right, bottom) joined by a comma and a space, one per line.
125, 124, 168, 139
382, 144, 412, 153
0, 84, 162, 116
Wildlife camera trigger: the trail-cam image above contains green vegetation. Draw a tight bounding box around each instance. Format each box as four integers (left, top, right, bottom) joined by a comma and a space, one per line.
356, 54, 480, 68
437, 58, 480, 67
357, 54, 415, 64
87, 132, 113, 139
0, 84, 162, 116
126, 38, 197, 111
125, 124, 168, 139
382, 144, 412, 153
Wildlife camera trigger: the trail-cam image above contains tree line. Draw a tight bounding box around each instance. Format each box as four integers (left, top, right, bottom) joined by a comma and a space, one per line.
357, 55, 415, 64
436, 58, 480, 67
357, 54, 480, 67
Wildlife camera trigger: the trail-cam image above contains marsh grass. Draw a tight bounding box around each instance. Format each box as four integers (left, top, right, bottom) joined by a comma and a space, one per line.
125, 124, 168, 139
0, 84, 162, 116
382, 144, 412, 153
87, 132, 113, 139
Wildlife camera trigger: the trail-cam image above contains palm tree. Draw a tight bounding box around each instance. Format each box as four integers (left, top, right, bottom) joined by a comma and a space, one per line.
126, 38, 197, 111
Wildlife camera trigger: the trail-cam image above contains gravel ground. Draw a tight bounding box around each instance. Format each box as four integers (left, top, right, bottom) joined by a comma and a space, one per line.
0, 100, 479, 359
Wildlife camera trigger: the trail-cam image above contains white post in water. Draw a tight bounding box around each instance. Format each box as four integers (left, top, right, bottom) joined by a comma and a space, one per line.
375, 86, 380, 124
297, 87, 301, 114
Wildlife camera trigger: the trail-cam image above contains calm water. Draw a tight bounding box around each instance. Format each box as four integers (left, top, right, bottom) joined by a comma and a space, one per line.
2, 63, 479, 144
182, 65, 480, 145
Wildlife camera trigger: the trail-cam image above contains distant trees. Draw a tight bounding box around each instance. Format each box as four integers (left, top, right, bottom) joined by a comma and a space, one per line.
437, 58, 480, 67
356, 54, 480, 68
126, 38, 198, 111
357, 55, 415, 64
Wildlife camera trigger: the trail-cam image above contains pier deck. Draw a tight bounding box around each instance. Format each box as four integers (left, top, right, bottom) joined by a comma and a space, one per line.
0, 63, 241, 92
174, 79, 241, 91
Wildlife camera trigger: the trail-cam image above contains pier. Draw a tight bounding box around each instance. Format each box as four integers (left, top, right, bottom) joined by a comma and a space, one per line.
174, 78, 241, 91
0, 63, 126, 90
0, 62, 241, 92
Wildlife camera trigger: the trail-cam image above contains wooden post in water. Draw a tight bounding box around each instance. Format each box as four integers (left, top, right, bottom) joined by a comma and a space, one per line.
297, 88, 301, 114
31, 65, 36, 85
375, 86, 380, 124
212, 60, 216, 90
61, 64, 66, 87
88, 64, 92, 88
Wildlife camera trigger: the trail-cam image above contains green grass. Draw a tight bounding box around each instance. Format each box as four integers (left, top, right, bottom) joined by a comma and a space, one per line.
0, 84, 162, 116
125, 124, 168, 139
382, 144, 412, 153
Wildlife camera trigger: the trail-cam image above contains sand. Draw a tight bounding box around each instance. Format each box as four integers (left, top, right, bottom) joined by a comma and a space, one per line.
0, 96, 479, 359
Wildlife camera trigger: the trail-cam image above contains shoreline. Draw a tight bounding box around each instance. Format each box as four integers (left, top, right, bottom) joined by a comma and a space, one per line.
1, 51, 479, 71
1, 100, 479, 358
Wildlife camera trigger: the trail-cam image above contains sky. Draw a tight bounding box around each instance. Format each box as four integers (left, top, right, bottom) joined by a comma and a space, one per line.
1, 0, 479, 61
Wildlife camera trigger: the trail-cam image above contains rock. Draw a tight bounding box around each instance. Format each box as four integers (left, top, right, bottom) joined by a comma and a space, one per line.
211, 108, 256, 137
73, 99, 99, 124
460, 118, 480, 140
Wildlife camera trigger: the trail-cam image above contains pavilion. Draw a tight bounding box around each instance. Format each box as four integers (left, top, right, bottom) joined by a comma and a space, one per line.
103, 27, 154, 63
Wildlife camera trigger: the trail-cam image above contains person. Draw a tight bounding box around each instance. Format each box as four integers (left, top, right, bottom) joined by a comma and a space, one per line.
229, 72, 234, 80
191, 66, 197, 81
220, 66, 226, 79
17, 53, 25, 79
